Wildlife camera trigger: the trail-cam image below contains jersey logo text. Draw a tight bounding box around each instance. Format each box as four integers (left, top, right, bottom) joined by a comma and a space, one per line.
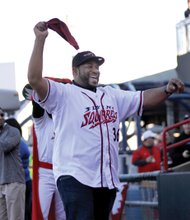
81, 106, 117, 129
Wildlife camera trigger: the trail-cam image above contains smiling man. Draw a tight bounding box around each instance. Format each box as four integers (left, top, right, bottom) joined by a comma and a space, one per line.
28, 21, 185, 220
71, 51, 104, 90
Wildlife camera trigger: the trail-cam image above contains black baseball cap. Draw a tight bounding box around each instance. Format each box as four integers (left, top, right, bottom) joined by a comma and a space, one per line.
72, 51, 105, 67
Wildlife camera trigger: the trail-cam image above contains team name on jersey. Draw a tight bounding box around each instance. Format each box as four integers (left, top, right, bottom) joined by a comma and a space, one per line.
81, 105, 117, 129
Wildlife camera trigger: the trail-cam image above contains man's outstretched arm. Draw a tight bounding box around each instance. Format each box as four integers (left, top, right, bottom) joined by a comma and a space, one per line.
143, 78, 184, 109
28, 22, 49, 101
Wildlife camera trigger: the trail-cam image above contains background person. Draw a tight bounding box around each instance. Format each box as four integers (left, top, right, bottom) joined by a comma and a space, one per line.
0, 108, 26, 220
132, 130, 161, 220
27, 21, 184, 220
171, 114, 190, 167
6, 117, 32, 220
132, 130, 161, 173
23, 83, 66, 220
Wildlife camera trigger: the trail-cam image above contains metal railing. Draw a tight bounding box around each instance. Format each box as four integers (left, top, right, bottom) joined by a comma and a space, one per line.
119, 171, 160, 220
162, 118, 190, 171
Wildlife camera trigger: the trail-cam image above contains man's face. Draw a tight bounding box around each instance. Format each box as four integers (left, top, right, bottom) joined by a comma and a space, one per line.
0, 109, 5, 128
143, 137, 155, 148
73, 61, 100, 89
183, 122, 190, 135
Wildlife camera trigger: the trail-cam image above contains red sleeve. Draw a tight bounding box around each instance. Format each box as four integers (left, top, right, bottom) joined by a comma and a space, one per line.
132, 150, 140, 164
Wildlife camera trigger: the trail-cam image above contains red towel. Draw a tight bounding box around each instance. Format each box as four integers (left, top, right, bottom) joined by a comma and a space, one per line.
45, 76, 72, 84
111, 184, 128, 220
46, 18, 79, 50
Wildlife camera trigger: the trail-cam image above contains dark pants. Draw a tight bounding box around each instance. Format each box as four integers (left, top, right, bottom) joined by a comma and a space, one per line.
57, 175, 116, 220
25, 179, 32, 220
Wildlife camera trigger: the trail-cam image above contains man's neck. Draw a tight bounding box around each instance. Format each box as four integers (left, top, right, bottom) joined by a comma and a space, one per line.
72, 80, 96, 92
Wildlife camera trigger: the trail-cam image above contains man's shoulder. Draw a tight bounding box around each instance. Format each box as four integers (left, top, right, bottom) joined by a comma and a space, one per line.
133, 146, 144, 152
153, 145, 161, 151
5, 124, 20, 135
98, 85, 118, 89
97, 85, 119, 93
47, 79, 72, 95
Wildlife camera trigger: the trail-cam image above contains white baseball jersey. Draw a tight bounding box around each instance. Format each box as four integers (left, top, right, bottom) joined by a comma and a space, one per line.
33, 111, 66, 220
33, 79, 144, 189
33, 112, 54, 163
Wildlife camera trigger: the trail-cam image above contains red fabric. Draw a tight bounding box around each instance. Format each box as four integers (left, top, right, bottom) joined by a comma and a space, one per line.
45, 76, 72, 84
32, 126, 55, 220
46, 18, 79, 50
111, 184, 128, 220
132, 145, 161, 173
38, 161, 53, 169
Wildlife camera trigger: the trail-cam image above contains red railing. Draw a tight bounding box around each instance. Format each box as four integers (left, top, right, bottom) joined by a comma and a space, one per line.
162, 118, 190, 171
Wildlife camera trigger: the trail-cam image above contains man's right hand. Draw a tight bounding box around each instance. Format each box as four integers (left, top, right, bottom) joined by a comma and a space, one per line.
34, 22, 48, 39
146, 156, 155, 163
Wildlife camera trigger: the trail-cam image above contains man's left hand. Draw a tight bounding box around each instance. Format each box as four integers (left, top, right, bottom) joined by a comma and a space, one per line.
165, 78, 185, 94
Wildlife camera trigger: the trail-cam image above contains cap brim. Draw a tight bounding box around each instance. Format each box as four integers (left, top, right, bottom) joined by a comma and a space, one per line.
79, 57, 105, 66
92, 57, 105, 66
22, 84, 33, 101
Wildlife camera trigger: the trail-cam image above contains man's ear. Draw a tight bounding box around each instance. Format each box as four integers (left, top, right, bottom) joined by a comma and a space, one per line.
72, 66, 79, 77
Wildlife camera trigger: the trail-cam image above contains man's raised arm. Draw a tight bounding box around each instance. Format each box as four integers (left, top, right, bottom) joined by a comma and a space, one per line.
28, 22, 49, 101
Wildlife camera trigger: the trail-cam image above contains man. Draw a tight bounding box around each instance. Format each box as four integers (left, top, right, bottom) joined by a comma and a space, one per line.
6, 117, 32, 220
0, 108, 26, 220
27, 21, 184, 220
171, 114, 190, 167
132, 130, 161, 172
23, 83, 67, 220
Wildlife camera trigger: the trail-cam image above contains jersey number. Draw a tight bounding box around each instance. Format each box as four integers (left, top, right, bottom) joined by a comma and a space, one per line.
113, 128, 119, 142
